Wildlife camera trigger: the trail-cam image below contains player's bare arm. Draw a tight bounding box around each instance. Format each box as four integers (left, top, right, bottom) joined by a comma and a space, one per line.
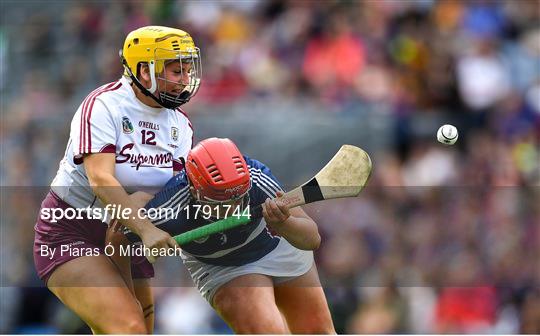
83, 152, 178, 254
263, 191, 321, 250
129, 191, 155, 209
109, 192, 155, 235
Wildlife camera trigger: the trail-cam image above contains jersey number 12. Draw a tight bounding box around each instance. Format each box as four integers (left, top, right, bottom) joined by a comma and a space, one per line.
141, 130, 156, 145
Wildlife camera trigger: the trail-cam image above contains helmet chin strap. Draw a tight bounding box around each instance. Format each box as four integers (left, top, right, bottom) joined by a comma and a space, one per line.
122, 57, 188, 109
130, 72, 173, 108
122, 57, 163, 104
127, 67, 181, 109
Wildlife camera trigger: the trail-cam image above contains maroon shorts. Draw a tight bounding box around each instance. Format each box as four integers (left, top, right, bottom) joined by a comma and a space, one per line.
33, 190, 154, 284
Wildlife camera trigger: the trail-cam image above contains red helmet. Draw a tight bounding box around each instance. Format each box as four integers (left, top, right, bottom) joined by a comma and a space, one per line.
186, 138, 251, 202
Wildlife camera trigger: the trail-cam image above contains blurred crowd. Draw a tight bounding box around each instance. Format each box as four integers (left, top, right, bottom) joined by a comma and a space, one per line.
1, 0, 539, 334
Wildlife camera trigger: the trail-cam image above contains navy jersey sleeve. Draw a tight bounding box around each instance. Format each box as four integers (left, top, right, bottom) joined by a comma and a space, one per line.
245, 156, 284, 207
145, 171, 190, 210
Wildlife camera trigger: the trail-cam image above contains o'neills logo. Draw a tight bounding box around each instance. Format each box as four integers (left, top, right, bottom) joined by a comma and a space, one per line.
116, 143, 173, 170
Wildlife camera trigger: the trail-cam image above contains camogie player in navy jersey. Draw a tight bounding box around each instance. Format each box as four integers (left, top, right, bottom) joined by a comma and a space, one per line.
33, 26, 201, 333
122, 138, 335, 333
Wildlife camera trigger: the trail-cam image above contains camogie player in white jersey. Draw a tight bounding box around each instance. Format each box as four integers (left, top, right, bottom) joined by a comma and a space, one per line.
33, 26, 201, 333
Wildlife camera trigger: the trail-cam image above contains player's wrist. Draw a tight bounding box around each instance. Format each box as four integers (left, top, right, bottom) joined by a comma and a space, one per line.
266, 215, 292, 231
133, 219, 156, 238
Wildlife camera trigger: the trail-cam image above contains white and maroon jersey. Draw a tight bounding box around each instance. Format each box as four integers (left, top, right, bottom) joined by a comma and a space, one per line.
51, 76, 193, 209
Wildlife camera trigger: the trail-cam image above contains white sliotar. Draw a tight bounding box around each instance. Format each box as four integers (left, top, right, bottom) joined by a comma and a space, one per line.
437, 124, 458, 145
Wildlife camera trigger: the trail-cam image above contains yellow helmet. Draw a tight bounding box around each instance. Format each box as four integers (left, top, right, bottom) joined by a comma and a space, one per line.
120, 26, 202, 108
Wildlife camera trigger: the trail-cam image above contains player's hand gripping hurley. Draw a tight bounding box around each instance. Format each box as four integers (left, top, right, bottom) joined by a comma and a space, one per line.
174, 145, 372, 245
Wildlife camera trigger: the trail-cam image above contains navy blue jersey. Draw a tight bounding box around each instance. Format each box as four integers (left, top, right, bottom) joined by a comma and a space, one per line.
126, 156, 283, 266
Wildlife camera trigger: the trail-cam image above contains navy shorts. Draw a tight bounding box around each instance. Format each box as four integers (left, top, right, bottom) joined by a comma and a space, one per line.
33, 191, 154, 284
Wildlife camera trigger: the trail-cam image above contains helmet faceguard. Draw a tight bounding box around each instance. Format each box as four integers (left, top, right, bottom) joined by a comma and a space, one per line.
120, 26, 202, 109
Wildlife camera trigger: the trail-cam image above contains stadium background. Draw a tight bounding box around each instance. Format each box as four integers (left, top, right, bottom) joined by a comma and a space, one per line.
1, 0, 539, 334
